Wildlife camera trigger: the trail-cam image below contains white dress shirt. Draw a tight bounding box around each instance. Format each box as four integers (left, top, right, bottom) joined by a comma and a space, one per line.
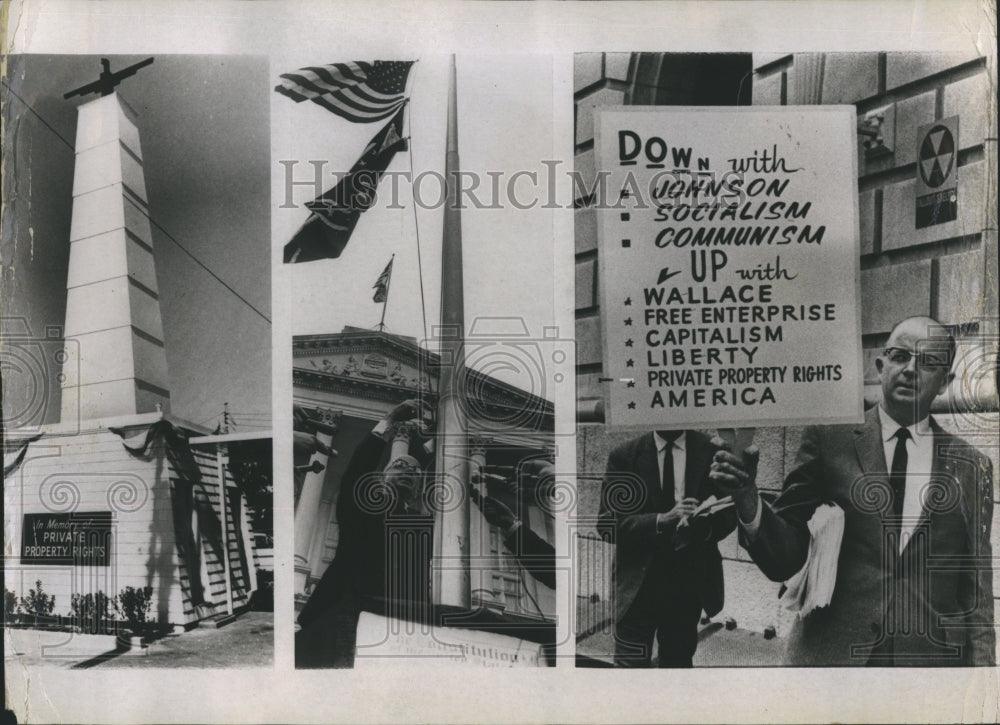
653, 431, 687, 504
739, 407, 936, 554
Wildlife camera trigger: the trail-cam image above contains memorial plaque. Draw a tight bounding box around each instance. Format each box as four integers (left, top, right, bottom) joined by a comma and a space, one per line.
21, 511, 113, 566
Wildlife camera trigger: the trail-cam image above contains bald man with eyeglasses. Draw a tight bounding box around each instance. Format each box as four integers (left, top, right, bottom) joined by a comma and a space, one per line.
712, 316, 995, 666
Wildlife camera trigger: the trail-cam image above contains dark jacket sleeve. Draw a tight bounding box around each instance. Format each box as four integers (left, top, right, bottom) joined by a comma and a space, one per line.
503, 525, 555, 589
334, 433, 389, 539
598, 443, 672, 555
709, 505, 738, 543
956, 452, 995, 666
741, 426, 820, 582
297, 432, 386, 625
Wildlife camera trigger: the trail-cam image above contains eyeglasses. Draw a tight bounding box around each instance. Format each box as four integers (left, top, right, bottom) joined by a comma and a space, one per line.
883, 346, 951, 370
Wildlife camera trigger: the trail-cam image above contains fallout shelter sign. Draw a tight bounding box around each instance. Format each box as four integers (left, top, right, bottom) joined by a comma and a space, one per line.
915, 116, 959, 229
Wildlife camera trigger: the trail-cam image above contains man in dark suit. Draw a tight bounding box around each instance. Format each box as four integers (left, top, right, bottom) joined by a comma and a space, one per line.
599, 429, 736, 667
296, 399, 432, 668
713, 316, 995, 666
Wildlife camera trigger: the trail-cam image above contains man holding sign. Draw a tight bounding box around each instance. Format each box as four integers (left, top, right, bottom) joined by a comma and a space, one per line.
712, 316, 995, 666
599, 429, 736, 667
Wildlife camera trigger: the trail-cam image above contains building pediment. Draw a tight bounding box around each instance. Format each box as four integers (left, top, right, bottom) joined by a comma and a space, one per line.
293, 328, 553, 433
298, 350, 429, 392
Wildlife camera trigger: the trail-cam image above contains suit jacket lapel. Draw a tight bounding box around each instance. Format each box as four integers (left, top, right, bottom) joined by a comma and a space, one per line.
917, 419, 961, 530
637, 433, 664, 511
854, 406, 887, 476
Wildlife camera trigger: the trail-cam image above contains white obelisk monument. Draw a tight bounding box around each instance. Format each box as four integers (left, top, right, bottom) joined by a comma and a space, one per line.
60, 89, 170, 422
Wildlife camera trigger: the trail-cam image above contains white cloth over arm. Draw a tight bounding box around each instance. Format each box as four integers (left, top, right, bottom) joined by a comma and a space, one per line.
779, 503, 845, 617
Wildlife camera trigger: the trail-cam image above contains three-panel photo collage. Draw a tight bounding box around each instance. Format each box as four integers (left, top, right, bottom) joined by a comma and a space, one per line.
3, 5, 998, 721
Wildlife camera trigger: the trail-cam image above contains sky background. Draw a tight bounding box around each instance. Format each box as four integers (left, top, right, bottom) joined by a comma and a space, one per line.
274, 54, 558, 393
2, 54, 272, 432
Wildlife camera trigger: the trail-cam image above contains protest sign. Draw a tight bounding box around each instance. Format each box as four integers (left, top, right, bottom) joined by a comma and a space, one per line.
596, 106, 863, 429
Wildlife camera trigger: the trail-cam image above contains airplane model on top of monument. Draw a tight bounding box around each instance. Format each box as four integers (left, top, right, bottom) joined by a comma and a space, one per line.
63, 57, 155, 99
3, 55, 273, 654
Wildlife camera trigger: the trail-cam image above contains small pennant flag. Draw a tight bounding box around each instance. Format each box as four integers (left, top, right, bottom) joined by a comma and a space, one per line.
283, 110, 408, 263
372, 257, 393, 303
275, 61, 414, 124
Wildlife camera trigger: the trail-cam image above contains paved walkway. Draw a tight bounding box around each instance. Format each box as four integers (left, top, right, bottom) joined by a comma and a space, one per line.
5, 611, 273, 670
577, 623, 785, 667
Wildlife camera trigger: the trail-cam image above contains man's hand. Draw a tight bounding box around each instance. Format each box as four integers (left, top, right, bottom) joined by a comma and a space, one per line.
469, 486, 518, 532
709, 440, 761, 524
293, 431, 336, 466
656, 497, 699, 531
385, 399, 433, 426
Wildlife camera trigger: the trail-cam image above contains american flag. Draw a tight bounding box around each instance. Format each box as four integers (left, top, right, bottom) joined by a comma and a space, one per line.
372, 257, 393, 303
275, 61, 414, 123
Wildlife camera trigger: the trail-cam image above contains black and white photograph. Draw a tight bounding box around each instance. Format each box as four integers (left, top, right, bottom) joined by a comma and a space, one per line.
2, 1, 998, 724
278, 55, 567, 668
2, 54, 274, 669
573, 51, 998, 669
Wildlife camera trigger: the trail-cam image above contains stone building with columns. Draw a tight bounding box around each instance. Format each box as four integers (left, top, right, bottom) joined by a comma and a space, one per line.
573, 52, 998, 662
292, 327, 557, 630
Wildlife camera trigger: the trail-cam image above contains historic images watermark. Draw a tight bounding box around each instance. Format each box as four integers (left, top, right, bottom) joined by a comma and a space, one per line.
279, 158, 763, 212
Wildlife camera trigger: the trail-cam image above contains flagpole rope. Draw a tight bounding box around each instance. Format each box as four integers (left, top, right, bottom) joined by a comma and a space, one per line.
403, 63, 429, 345
1, 78, 272, 326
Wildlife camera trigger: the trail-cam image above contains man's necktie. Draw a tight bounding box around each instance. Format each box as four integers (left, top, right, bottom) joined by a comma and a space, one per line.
889, 428, 910, 536
661, 443, 675, 510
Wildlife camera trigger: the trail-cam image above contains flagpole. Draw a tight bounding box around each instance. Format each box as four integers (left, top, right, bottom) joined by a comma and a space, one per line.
377, 254, 394, 331
432, 55, 471, 610
403, 61, 430, 345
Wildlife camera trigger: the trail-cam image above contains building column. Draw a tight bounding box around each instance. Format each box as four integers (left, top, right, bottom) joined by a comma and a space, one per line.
468, 436, 495, 609
390, 422, 417, 462
294, 415, 337, 600
791, 53, 825, 105
306, 496, 335, 593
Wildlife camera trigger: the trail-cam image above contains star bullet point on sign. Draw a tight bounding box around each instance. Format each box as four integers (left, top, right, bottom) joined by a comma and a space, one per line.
628, 401, 636, 409
626, 358, 634, 368
624, 317, 633, 326
624, 297, 632, 306
627, 380, 635, 388
625, 338, 634, 347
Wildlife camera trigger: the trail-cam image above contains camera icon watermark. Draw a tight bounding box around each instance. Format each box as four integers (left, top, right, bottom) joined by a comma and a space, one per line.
419, 316, 573, 439
939, 322, 999, 440
1, 318, 79, 434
